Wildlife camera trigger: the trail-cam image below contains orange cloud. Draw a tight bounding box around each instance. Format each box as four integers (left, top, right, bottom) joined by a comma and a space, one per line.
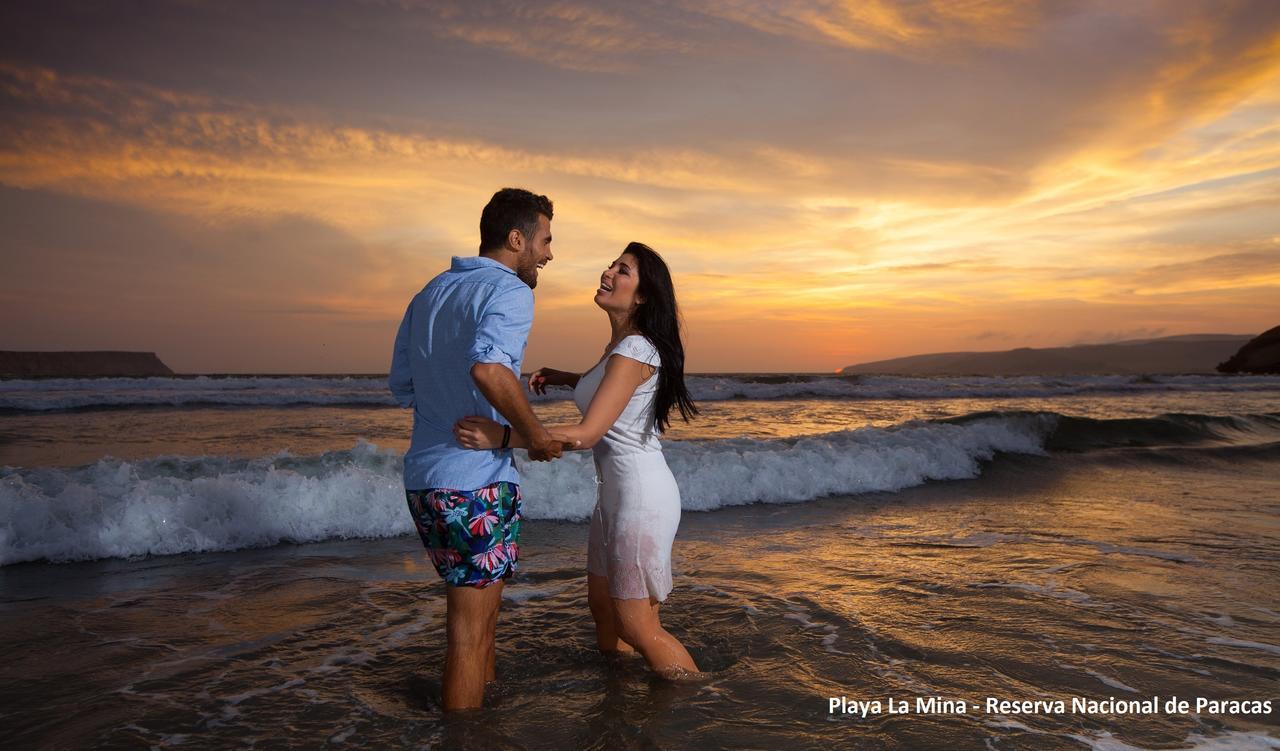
691, 0, 1040, 57
413, 0, 689, 72
3, 1, 1280, 372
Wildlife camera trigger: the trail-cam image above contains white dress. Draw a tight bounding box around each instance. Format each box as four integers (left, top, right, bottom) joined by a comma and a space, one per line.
573, 335, 682, 601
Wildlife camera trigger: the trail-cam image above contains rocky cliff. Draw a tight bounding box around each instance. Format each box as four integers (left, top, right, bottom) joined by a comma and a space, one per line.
1216, 326, 1280, 374
0, 351, 175, 378
842, 334, 1254, 376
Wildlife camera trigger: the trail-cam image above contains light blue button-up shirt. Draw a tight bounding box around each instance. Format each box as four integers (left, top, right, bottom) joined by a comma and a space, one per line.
389, 256, 535, 490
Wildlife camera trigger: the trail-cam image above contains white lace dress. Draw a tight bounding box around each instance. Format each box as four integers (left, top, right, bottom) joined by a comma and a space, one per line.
573, 335, 682, 601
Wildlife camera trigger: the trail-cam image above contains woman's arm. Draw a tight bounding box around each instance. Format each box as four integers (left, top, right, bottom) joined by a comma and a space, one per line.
453, 417, 579, 451
528, 367, 581, 395
455, 355, 652, 450
454, 416, 545, 449
553, 355, 653, 448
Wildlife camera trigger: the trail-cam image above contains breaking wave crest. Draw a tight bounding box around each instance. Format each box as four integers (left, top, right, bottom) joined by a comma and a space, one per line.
4, 410, 1276, 565
3, 373, 1279, 411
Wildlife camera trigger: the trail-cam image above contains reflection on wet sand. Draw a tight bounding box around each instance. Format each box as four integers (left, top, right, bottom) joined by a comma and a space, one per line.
2, 449, 1277, 748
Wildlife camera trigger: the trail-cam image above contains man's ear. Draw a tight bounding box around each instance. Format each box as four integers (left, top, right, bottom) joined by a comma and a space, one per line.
507, 228, 524, 252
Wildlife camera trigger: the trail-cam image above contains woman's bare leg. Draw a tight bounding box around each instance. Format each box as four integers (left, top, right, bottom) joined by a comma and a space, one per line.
588, 573, 635, 654
612, 596, 699, 677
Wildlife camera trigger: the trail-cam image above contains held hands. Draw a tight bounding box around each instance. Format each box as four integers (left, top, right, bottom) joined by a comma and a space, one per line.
525, 431, 580, 461
527, 432, 566, 462
453, 416, 578, 460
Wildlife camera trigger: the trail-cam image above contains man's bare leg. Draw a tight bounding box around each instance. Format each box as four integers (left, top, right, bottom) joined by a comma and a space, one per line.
484, 586, 502, 683
443, 581, 504, 711
588, 573, 635, 654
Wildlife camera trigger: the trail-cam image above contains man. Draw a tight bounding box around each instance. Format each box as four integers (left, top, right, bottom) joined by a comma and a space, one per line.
389, 187, 571, 711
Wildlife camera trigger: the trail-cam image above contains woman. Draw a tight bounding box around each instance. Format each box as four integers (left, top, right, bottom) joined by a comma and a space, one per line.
453, 241, 701, 679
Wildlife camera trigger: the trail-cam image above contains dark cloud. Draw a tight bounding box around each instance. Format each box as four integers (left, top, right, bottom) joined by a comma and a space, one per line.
1067, 328, 1169, 346
3, 0, 1277, 181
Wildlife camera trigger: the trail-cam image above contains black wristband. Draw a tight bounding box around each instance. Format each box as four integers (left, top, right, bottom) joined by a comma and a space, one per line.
501, 424, 511, 449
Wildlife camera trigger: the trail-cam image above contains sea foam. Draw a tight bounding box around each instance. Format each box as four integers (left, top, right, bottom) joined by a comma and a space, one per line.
3, 373, 1280, 411
0, 413, 1054, 564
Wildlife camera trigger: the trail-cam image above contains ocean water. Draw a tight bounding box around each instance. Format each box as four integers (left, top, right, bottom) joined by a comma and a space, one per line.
1, 374, 1278, 749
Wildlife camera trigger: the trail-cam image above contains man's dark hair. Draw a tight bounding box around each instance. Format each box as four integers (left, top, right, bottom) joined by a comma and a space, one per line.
479, 188, 553, 252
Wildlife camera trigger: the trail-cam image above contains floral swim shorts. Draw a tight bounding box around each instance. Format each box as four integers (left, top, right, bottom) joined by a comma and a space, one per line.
405, 482, 522, 588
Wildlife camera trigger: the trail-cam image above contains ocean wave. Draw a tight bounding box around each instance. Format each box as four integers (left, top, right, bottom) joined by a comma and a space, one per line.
3, 373, 1280, 411
0, 376, 390, 411
4, 410, 1277, 565
957, 411, 1280, 451
687, 373, 1280, 402
0, 413, 1054, 564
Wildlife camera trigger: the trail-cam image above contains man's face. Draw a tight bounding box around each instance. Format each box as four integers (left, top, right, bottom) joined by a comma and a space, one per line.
516, 214, 553, 289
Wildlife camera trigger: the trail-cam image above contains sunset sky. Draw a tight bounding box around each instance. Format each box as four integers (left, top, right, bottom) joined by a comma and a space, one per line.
3, 1, 1280, 373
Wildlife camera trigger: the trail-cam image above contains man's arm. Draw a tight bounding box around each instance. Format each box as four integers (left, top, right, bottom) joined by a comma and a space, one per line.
467, 284, 562, 460
460, 356, 648, 452
471, 363, 562, 460
388, 304, 415, 408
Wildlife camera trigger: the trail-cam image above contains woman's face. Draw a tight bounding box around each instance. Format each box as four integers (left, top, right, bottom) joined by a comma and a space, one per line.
595, 252, 644, 314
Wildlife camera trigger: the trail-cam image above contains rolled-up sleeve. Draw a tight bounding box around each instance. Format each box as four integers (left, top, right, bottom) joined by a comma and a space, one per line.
388, 303, 415, 408
467, 284, 534, 369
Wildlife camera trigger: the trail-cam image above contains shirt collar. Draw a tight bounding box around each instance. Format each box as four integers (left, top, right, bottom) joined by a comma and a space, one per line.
451, 255, 517, 276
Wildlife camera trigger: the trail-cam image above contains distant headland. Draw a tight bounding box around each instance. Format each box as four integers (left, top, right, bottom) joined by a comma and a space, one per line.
0, 351, 174, 378
1216, 326, 1280, 375
841, 334, 1257, 376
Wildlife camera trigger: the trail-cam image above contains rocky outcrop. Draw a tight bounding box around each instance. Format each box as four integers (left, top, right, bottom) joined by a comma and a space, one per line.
0, 351, 174, 378
842, 334, 1254, 376
1217, 326, 1280, 374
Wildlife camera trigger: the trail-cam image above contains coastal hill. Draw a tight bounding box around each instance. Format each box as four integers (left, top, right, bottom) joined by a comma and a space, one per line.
1217, 325, 1280, 374
0, 351, 174, 378
841, 334, 1254, 376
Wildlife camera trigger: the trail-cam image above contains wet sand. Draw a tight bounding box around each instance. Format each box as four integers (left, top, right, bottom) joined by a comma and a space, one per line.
2, 451, 1277, 749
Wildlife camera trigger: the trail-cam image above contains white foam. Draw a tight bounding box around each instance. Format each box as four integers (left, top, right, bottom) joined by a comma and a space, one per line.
1083, 668, 1138, 693
684, 374, 1280, 402
1206, 637, 1280, 656
1069, 731, 1280, 751
1056, 663, 1137, 692
1081, 542, 1200, 563
0, 375, 395, 411
973, 581, 1092, 603
502, 583, 572, 603
329, 728, 357, 744
983, 717, 1042, 733
988, 718, 1280, 751
911, 531, 1017, 548
1, 414, 1053, 564
4, 373, 1279, 411
0, 441, 412, 565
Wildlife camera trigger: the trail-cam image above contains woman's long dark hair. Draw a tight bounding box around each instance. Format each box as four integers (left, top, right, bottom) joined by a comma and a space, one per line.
625, 242, 699, 432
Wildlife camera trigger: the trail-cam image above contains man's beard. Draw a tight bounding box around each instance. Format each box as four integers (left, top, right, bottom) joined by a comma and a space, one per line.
517, 256, 539, 288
